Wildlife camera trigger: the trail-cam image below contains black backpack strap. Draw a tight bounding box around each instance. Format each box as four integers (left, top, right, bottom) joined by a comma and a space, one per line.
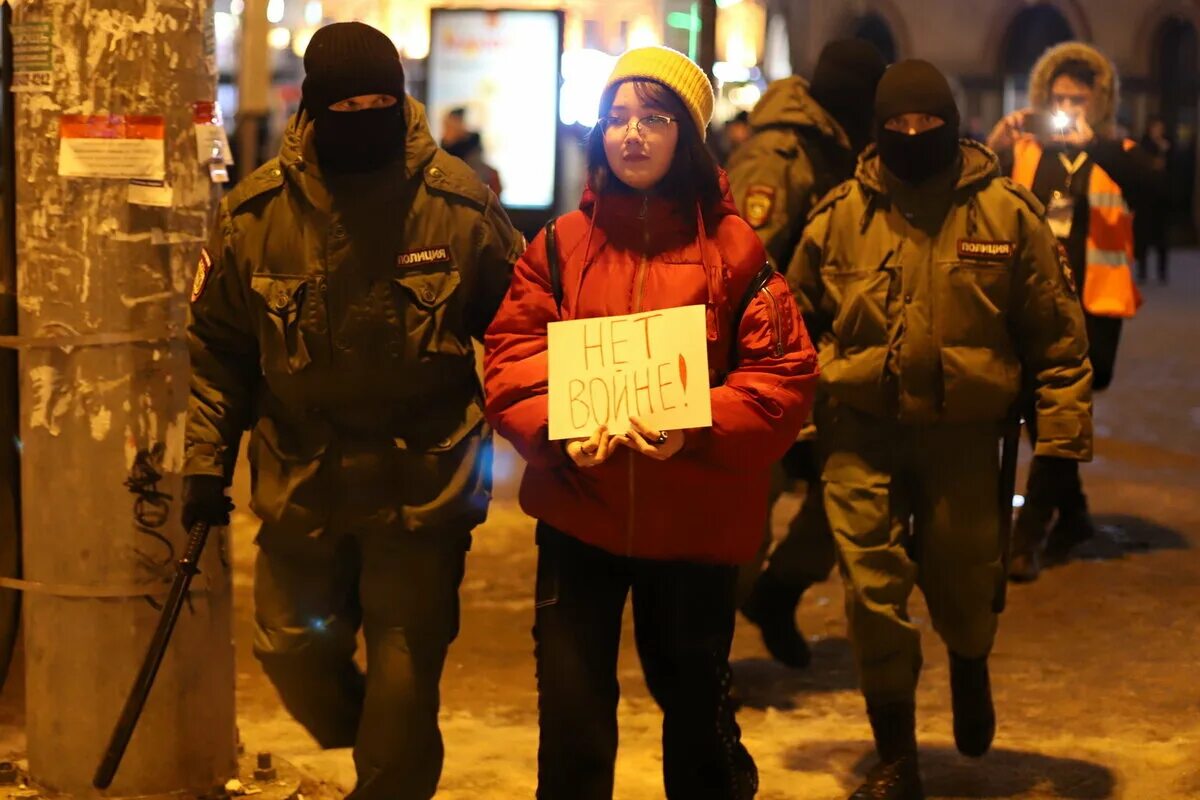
729, 261, 777, 367
544, 219, 562, 313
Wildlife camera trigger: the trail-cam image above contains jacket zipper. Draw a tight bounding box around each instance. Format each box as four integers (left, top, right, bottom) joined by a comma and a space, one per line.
759, 285, 785, 357
632, 196, 650, 316
627, 195, 651, 556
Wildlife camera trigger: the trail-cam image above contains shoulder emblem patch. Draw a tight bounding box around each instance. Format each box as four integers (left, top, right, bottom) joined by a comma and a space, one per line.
743, 185, 776, 229
191, 248, 213, 303
958, 239, 1015, 261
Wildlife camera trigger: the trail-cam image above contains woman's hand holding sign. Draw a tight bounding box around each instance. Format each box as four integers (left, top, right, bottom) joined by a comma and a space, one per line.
621, 416, 685, 461
564, 425, 624, 468
564, 418, 686, 466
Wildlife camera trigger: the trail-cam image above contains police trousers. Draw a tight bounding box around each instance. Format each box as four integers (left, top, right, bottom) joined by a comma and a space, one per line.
822, 405, 1004, 705
533, 524, 757, 800
253, 520, 469, 800
737, 440, 838, 604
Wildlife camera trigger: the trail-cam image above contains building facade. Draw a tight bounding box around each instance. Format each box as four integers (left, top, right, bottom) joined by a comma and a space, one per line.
775, 0, 1199, 232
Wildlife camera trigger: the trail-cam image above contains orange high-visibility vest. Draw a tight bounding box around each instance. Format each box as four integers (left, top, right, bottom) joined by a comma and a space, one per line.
1011, 137, 1142, 318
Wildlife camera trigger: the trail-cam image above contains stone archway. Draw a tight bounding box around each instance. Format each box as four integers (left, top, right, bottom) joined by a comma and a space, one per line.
830, 0, 912, 64
1143, 9, 1200, 238
851, 12, 897, 64
985, 0, 1090, 77
986, 2, 1080, 112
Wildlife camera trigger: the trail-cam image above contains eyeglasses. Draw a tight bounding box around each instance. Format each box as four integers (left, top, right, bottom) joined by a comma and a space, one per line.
600, 113, 676, 136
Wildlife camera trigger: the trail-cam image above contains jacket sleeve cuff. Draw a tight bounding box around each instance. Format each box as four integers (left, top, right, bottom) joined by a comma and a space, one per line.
184, 442, 235, 480
1032, 413, 1093, 461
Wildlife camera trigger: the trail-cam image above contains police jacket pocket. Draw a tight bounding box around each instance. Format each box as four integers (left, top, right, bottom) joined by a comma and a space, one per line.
938, 261, 1015, 351
391, 400, 491, 532
392, 269, 467, 358
251, 275, 313, 374
247, 415, 330, 536
824, 267, 890, 348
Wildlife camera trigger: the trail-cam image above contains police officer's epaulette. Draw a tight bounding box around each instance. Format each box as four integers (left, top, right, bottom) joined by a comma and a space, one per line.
422, 151, 491, 210
996, 177, 1046, 218
806, 180, 854, 222
223, 158, 286, 213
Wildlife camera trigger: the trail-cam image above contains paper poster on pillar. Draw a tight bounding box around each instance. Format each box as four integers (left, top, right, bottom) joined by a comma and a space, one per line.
193, 101, 234, 164
57, 115, 166, 181
10, 22, 54, 93
547, 305, 712, 441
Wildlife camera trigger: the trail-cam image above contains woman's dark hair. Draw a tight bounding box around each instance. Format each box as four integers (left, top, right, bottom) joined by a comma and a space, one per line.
1050, 58, 1097, 89
586, 79, 723, 220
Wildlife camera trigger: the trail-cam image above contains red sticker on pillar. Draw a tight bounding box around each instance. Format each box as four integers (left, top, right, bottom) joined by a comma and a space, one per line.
58, 114, 166, 180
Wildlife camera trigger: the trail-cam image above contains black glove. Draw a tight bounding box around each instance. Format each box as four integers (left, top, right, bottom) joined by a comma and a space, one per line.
182, 475, 233, 530
781, 440, 821, 484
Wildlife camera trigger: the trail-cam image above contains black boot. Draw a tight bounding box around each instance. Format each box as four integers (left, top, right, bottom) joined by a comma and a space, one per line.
950, 652, 995, 757
740, 572, 811, 668
1044, 506, 1096, 564
1008, 503, 1051, 583
850, 702, 923, 799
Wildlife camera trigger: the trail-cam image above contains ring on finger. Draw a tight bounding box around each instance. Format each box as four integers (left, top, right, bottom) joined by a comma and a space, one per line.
654, 431, 668, 445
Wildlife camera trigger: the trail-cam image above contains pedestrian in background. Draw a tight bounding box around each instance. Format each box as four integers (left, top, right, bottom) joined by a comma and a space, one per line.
183, 22, 523, 800
792, 60, 1093, 799
484, 45, 818, 800
987, 42, 1157, 580
712, 109, 752, 166
442, 107, 504, 196
728, 38, 886, 670
1136, 115, 1172, 284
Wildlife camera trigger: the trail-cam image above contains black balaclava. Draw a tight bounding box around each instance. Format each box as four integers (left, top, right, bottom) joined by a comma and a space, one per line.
874, 59, 961, 185
301, 22, 406, 173
810, 39, 887, 153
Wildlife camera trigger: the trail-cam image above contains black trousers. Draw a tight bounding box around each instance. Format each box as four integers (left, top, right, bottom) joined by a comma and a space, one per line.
253, 522, 469, 800
1134, 212, 1170, 282
534, 524, 757, 800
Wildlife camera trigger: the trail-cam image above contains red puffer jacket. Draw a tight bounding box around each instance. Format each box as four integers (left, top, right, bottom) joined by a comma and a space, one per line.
483, 179, 819, 564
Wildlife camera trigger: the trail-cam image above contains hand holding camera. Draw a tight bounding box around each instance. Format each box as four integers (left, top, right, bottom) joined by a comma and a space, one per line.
986, 107, 1095, 151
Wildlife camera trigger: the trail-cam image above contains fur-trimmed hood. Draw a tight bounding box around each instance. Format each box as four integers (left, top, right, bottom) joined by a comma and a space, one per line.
1029, 42, 1119, 133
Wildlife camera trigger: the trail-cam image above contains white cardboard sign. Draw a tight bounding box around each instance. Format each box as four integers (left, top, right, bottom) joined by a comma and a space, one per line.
547, 305, 712, 440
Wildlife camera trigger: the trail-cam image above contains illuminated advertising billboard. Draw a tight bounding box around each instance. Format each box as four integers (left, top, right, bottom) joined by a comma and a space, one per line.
428, 9, 563, 212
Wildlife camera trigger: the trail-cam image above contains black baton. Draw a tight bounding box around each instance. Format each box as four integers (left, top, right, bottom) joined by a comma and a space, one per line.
994, 418, 1021, 613
93, 521, 212, 790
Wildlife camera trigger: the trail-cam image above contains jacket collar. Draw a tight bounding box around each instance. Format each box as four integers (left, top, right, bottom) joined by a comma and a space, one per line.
854, 139, 1000, 196
278, 95, 439, 209
748, 76, 850, 149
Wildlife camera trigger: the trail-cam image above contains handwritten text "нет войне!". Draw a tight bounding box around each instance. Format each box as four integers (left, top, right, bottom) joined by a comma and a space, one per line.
566, 312, 692, 431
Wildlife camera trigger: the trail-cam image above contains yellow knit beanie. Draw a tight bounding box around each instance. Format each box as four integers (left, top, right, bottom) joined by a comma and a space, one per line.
603, 46, 714, 140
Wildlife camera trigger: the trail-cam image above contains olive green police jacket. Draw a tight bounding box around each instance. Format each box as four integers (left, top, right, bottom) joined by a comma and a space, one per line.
790, 141, 1093, 460
727, 76, 855, 271
184, 97, 524, 536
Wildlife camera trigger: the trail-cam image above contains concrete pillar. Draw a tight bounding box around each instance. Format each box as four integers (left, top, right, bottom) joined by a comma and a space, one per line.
13, 0, 235, 795
237, 0, 270, 176
699, 0, 717, 83
0, 0, 22, 691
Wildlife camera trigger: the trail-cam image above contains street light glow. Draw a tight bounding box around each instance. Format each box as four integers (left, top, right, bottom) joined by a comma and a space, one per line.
304, 0, 322, 26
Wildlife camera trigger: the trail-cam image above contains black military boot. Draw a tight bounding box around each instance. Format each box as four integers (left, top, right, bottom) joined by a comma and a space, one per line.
1044, 504, 1096, 565
740, 572, 811, 668
850, 702, 923, 800
950, 652, 995, 757
1008, 503, 1050, 583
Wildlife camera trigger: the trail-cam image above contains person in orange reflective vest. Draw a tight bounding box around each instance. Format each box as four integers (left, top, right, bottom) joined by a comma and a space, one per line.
987, 42, 1159, 581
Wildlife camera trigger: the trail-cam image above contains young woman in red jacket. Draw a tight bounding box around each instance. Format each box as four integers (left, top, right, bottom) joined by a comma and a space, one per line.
483, 46, 818, 800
